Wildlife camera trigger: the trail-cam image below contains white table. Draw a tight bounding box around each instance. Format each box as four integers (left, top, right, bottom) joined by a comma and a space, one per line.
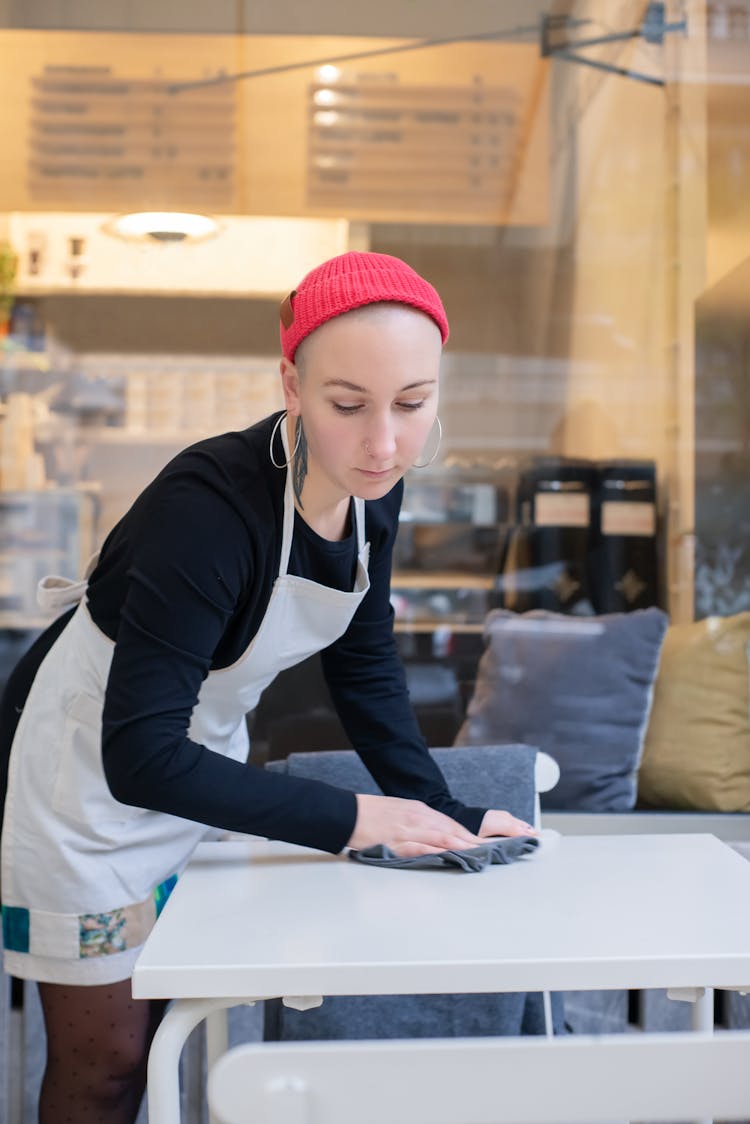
132, 834, 750, 1124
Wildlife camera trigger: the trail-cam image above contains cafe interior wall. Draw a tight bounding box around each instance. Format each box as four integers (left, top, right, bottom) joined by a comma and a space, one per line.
0, 3, 728, 621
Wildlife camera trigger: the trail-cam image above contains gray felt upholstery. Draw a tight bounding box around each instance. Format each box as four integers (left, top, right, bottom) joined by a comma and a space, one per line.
266, 743, 538, 824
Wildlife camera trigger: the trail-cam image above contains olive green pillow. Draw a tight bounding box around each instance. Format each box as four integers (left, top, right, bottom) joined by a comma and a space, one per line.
638, 613, 750, 811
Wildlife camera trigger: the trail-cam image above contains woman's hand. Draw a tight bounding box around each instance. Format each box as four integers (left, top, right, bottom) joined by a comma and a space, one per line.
348, 794, 483, 858
478, 809, 538, 838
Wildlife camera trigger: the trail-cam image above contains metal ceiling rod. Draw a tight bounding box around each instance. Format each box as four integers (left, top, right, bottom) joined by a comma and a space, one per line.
541, 3, 688, 88
168, 18, 591, 94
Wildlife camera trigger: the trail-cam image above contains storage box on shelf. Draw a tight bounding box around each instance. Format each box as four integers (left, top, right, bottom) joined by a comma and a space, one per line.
392, 467, 511, 633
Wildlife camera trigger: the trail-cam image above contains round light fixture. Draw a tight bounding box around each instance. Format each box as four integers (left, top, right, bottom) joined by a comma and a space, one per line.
106, 211, 219, 243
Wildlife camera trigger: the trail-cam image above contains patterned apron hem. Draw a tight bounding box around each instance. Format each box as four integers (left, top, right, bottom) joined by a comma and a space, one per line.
2, 872, 177, 965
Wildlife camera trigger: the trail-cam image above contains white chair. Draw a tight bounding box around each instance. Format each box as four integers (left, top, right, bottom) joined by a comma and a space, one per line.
208, 1031, 750, 1124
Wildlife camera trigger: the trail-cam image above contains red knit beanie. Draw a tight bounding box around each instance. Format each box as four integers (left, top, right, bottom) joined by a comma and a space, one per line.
279, 251, 449, 362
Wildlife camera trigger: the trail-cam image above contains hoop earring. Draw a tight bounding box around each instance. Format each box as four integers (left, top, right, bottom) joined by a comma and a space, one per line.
412, 416, 442, 469
269, 411, 301, 469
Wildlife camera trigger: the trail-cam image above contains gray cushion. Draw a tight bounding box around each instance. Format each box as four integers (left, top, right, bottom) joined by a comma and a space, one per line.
266, 743, 538, 825
264, 991, 564, 1042
455, 608, 668, 811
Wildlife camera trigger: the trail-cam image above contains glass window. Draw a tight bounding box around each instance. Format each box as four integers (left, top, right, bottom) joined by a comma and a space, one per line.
1, 2, 748, 773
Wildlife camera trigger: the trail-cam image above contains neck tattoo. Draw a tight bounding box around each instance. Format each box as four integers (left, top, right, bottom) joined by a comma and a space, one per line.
293, 417, 308, 509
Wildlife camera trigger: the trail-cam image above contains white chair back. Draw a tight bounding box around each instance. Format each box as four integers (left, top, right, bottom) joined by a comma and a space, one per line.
534, 750, 559, 827
208, 1031, 750, 1124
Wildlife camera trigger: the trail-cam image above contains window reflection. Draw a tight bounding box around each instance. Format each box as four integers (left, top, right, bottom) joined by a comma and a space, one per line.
0, 3, 748, 666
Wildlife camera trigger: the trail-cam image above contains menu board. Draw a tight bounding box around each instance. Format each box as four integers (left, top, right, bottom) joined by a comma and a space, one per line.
308, 74, 523, 221
28, 65, 236, 209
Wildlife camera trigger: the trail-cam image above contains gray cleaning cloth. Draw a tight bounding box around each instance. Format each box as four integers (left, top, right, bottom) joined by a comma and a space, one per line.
349, 836, 539, 873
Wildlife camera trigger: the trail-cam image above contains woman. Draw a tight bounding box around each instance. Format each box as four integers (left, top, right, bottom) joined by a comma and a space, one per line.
0, 251, 532, 1122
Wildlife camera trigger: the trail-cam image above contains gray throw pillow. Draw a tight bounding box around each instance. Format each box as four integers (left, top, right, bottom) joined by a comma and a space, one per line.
455, 608, 668, 810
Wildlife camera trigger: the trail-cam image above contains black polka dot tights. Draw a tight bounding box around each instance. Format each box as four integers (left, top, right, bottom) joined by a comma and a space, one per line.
38, 979, 167, 1123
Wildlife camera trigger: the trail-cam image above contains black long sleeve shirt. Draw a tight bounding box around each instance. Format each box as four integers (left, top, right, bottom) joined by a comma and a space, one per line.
7, 414, 486, 853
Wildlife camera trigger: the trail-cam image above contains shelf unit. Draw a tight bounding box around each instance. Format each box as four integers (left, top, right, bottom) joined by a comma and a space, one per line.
0, 487, 98, 632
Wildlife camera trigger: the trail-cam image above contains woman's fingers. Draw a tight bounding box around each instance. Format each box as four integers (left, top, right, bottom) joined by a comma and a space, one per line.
478, 809, 538, 838
348, 794, 482, 854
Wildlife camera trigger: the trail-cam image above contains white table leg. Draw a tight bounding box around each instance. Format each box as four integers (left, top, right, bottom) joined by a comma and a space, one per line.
542, 991, 553, 1038
691, 987, 714, 1033
692, 986, 714, 1124
147, 997, 253, 1124
666, 986, 715, 1124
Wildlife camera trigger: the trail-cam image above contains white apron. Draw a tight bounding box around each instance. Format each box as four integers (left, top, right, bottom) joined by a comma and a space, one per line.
1, 428, 370, 985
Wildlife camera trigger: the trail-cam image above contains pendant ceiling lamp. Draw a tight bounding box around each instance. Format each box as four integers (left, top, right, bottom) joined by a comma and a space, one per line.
106, 211, 219, 243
